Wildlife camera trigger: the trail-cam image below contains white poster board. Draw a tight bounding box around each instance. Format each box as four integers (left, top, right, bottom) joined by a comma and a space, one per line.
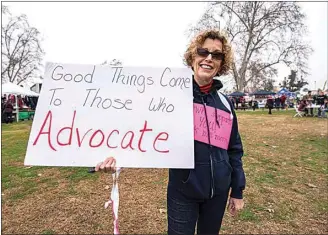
24, 63, 194, 168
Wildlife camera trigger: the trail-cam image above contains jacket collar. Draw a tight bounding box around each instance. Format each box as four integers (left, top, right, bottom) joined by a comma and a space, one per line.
193, 76, 223, 95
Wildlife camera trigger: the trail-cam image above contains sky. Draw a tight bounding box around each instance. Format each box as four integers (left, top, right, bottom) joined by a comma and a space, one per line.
3, 1, 328, 91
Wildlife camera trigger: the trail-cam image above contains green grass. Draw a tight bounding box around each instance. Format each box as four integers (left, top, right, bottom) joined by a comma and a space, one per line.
59, 167, 99, 182
297, 135, 328, 174
1, 120, 33, 131
41, 229, 56, 235
9, 186, 38, 201
2, 124, 45, 201
274, 201, 299, 222
314, 199, 328, 215
235, 109, 296, 116
152, 178, 165, 185
1, 121, 99, 202
237, 206, 259, 221
254, 172, 277, 184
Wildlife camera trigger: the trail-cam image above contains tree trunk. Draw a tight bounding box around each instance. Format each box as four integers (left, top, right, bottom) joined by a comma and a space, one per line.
236, 79, 244, 92
232, 61, 245, 91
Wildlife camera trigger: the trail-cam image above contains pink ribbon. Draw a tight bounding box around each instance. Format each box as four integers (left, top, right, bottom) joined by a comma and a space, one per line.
104, 167, 121, 234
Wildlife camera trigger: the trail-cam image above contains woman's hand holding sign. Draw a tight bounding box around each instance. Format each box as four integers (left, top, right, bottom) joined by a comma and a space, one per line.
96, 156, 120, 235
95, 157, 117, 173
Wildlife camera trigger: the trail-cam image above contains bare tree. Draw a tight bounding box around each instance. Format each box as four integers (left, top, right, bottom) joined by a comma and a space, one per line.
2, 6, 44, 85
1, 5, 10, 15
188, 2, 313, 91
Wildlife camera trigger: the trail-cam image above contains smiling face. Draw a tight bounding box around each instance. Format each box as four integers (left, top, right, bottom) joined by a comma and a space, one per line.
192, 38, 223, 86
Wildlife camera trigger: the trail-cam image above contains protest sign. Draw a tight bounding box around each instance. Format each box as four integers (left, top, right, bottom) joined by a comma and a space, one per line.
24, 63, 194, 168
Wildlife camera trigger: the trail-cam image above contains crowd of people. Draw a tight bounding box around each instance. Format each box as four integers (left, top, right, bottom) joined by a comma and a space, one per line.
1, 94, 38, 123
229, 93, 291, 113
297, 90, 328, 117
266, 94, 290, 114
227, 90, 328, 117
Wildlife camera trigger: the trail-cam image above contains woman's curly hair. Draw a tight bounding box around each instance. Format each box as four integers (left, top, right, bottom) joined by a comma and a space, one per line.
184, 29, 234, 76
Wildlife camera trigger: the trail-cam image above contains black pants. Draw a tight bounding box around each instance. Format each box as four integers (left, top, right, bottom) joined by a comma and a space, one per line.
167, 185, 229, 235
4, 112, 13, 123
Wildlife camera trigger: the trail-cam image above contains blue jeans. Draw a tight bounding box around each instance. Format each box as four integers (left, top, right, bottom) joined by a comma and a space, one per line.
167, 185, 229, 235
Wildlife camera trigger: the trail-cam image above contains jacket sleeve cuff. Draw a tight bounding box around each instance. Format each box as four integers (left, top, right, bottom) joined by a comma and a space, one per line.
230, 188, 243, 199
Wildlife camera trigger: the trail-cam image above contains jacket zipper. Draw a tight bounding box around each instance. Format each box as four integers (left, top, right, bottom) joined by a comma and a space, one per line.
209, 153, 215, 198
201, 97, 215, 199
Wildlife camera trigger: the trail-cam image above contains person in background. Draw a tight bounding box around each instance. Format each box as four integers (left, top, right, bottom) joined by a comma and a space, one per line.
239, 96, 245, 104
17, 95, 24, 109
286, 97, 291, 110
254, 100, 258, 110
241, 98, 246, 111
30, 97, 38, 110
24, 96, 31, 108
1, 96, 6, 109
267, 95, 274, 114
296, 97, 300, 105
298, 97, 307, 114
320, 99, 328, 118
1, 96, 6, 123
235, 96, 239, 109
305, 91, 314, 116
280, 94, 287, 110
274, 95, 281, 111
251, 98, 256, 111
95, 29, 246, 235
9, 94, 15, 104
316, 90, 326, 117
248, 99, 252, 109
3, 100, 14, 124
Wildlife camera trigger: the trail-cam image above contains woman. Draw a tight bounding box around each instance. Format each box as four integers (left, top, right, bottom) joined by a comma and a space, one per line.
3, 99, 14, 124
96, 30, 246, 234
298, 97, 309, 116
266, 95, 274, 114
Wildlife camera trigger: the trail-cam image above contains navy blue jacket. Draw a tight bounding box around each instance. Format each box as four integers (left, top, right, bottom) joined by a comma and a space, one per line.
169, 79, 246, 199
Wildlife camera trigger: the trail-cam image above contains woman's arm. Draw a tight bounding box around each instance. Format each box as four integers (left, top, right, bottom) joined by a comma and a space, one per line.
227, 107, 246, 199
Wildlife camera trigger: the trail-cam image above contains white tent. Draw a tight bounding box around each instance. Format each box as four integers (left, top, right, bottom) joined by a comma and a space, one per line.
21, 86, 40, 97
2, 82, 39, 122
2, 82, 39, 96
33, 77, 43, 84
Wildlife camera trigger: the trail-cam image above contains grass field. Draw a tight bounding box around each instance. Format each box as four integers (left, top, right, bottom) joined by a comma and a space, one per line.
1, 109, 328, 234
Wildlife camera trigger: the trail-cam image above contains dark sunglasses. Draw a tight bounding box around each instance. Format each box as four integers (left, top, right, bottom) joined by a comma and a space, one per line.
196, 48, 225, 61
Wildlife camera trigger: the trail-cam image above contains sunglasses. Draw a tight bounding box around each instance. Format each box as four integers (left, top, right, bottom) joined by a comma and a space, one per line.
196, 48, 225, 61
